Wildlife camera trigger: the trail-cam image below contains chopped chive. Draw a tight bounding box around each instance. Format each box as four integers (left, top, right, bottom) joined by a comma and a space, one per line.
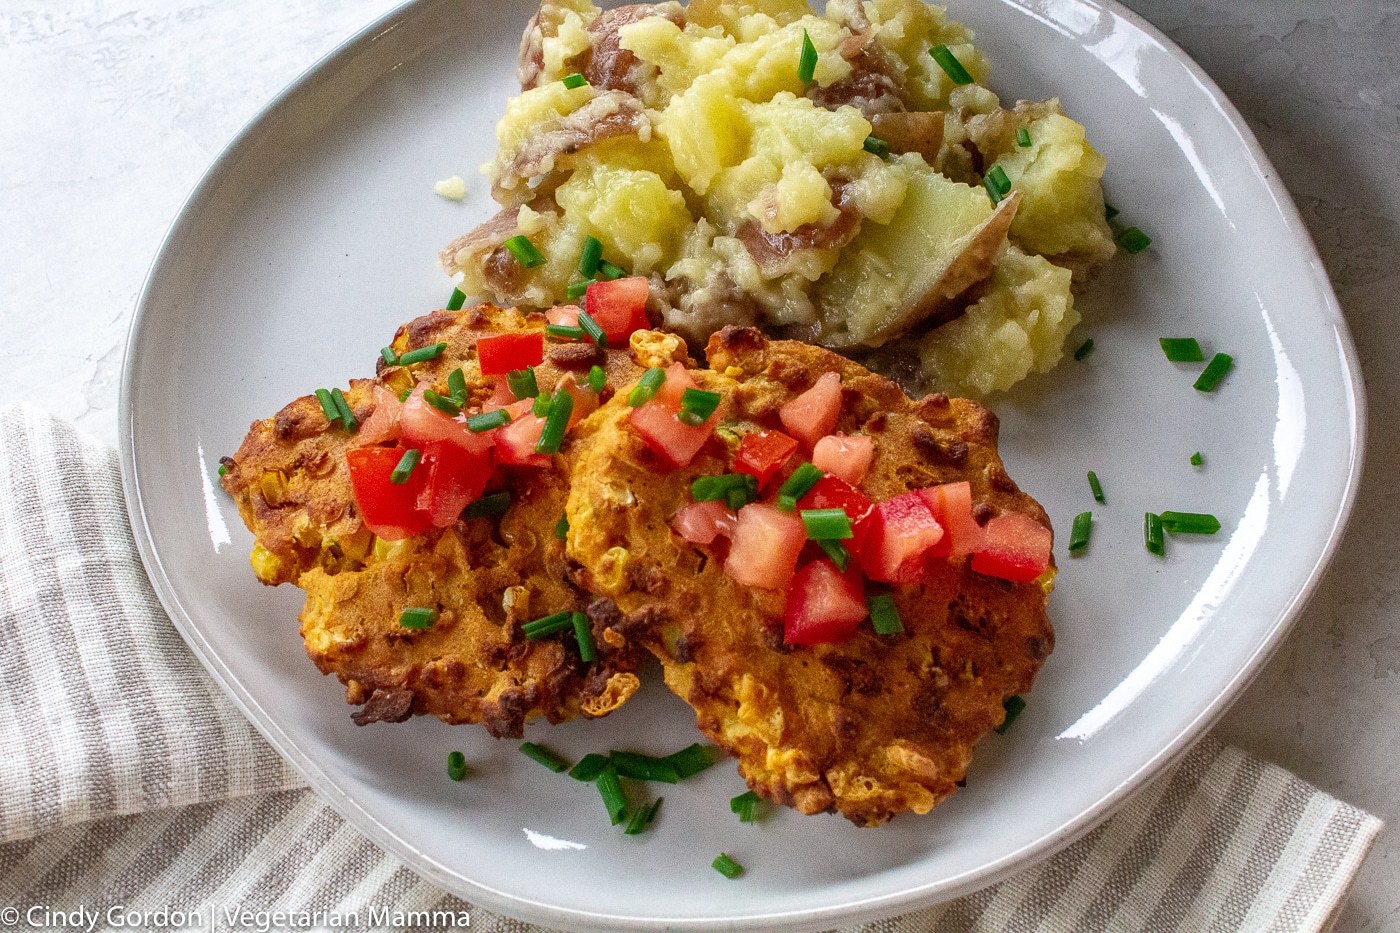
1194, 353, 1234, 392
818, 539, 851, 571
587, 365, 606, 393
776, 463, 824, 512
464, 491, 511, 518
1074, 338, 1095, 361
677, 387, 721, 426
561, 72, 587, 89
532, 392, 554, 418
446, 287, 467, 311
447, 751, 470, 781
691, 473, 756, 502
554, 513, 570, 539
1191, 451, 1204, 466
597, 763, 628, 825
730, 790, 762, 824
423, 388, 461, 416
1016, 127, 1032, 147
546, 324, 586, 341
800, 508, 853, 540
868, 593, 903, 635
217, 463, 228, 477
1087, 471, 1105, 504
797, 29, 817, 84
390, 448, 422, 484
610, 751, 681, 784
399, 607, 438, 630
863, 136, 890, 159
1159, 511, 1221, 534
315, 388, 340, 425
578, 310, 608, 348
597, 260, 626, 281
466, 408, 511, 433
983, 165, 1011, 204
625, 797, 662, 835
1117, 226, 1151, 254
1144, 512, 1165, 556
566, 279, 594, 301
726, 487, 748, 510
447, 368, 468, 403
1159, 337, 1204, 363
380, 347, 399, 366
397, 342, 447, 366
569, 753, 611, 782
399, 387, 412, 403
523, 610, 574, 639
1068, 511, 1092, 552
666, 743, 718, 779
578, 236, 604, 277
929, 43, 973, 85
520, 742, 569, 773
535, 387, 574, 454
331, 388, 357, 432
995, 695, 1026, 734
627, 368, 666, 407
507, 366, 540, 399
712, 853, 743, 879
1104, 202, 1120, 221
572, 612, 597, 662
503, 235, 546, 268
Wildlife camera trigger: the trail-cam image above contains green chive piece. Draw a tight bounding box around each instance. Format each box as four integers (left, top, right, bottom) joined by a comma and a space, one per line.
1160, 511, 1222, 534
1016, 127, 1032, 147
1104, 202, 1120, 221
446, 287, 467, 311
712, 853, 744, 879
397, 342, 447, 366
597, 260, 626, 281
929, 43, 973, 85
677, 387, 721, 426
868, 593, 903, 635
598, 763, 628, 825
995, 695, 1026, 734
535, 387, 574, 454
447, 368, 468, 403
520, 742, 569, 773
730, 790, 761, 824
1117, 226, 1152, 254
546, 324, 586, 341
627, 368, 666, 407
561, 72, 587, 89
1159, 338, 1204, 363
1144, 512, 1165, 556
399, 607, 438, 630
578, 310, 608, 348
503, 235, 546, 268
423, 388, 461, 416
555, 513, 570, 539
726, 487, 748, 510
1194, 353, 1234, 392
569, 753, 611, 782
625, 797, 662, 835
1087, 471, 1105, 504
390, 448, 421, 484
506, 366, 539, 400
399, 387, 412, 403
818, 539, 851, 571
587, 365, 606, 393
532, 392, 554, 418
331, 388, 357, 433
316, 388, 340, 425
566, 279, 594, 301
776, 463, 824, 511
666, 743, 718, 779
448, 751, 470, 781
1074, 338, 1095, 361
863, 136, 890, 159
801, 508, 854, 540
466, 409, 511, 433
380, 347, 399, 366
464, 491, 511, 518
983, 165, 1011, 204
797, 29, 817, 84
217, 463, 228, 477
691, 473, 756, 503
523, 610, 574, 639
610, 751, 681, 784
1191, 451, 1204, 466
579, 236, 604, 277
1069, 511, 1092, 552
572, 612, 597, 662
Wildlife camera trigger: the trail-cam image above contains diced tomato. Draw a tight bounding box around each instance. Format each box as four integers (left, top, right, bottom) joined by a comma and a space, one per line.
918, 481, 986, 556
585, 276, 651, 344
672, 500, 738, 546
797, 476, 874, 524
483, 376, 517, 411
627, 362, 722, 469
724, 503, 806, 589
546, 305, 582, 328
971, 513, 1052, 583
493, 399, 551, 468
555, 374, 599, 429
415, 439, 491, 527
784, 560, 868, 646
477, 332, 544, 376
356, 385, 403, 446
779, 372, 842, 448
400, 388, 493, 456
345, 447, 434, 541
811, 434, 873, 486
857, 491, 945, 583
734, 430, 799, 488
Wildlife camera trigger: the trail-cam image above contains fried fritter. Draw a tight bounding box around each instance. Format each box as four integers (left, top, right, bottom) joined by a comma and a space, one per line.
564, 326, 1054, 824
221, 303, 670, 736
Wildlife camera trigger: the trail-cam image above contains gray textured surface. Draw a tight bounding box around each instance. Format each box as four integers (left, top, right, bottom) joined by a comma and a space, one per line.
1, 0, 1396, 927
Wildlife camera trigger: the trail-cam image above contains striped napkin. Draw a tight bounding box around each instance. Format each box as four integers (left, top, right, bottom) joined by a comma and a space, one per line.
0, 403, 1380, 932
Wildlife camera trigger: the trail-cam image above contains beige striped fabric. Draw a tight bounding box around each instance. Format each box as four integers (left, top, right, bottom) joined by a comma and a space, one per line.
0, 404, 1381, 932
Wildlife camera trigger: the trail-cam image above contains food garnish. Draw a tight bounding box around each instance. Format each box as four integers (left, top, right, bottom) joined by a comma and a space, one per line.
1159, 337, 1204, 362
995, 695, 1027, 734
1194, 353, 1234, 392
1087, 470, 1105, 503
1069, 511, 1092, 552
711, 854, 744, 879
1159, 511, 1222, 534
447, 751, 471, 781
1191, 451, 1203, 466
1144, 512, 1165, 556
520, 742, 570, 773
1074, 338, 1094, 361
398, 607, 438, 630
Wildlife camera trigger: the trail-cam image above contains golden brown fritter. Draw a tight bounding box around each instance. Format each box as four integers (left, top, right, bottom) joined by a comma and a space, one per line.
220, 303, 662, 736
565, 326, 1054, 824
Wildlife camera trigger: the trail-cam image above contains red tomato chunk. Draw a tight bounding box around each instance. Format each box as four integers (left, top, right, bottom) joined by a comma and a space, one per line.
918, 481, 986, 556
477, 332, 544, 376
346, 447, 434, 541
724, 503, 806, 589
734, 430, 799, 488
585, 277, 651, 345
672, 499, 738, 545
797, 476, 874, 524
780, 372, 842, 448
628, 362, 721, 469
784, 560, 868, 646
811, 434, 873, 486
494, 399, 551, 468
857, 491, 946, 583
971, 513, 1052, 583
415, 439, 491, 527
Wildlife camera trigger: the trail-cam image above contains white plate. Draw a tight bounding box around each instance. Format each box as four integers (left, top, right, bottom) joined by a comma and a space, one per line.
119, 0, 1364, 928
